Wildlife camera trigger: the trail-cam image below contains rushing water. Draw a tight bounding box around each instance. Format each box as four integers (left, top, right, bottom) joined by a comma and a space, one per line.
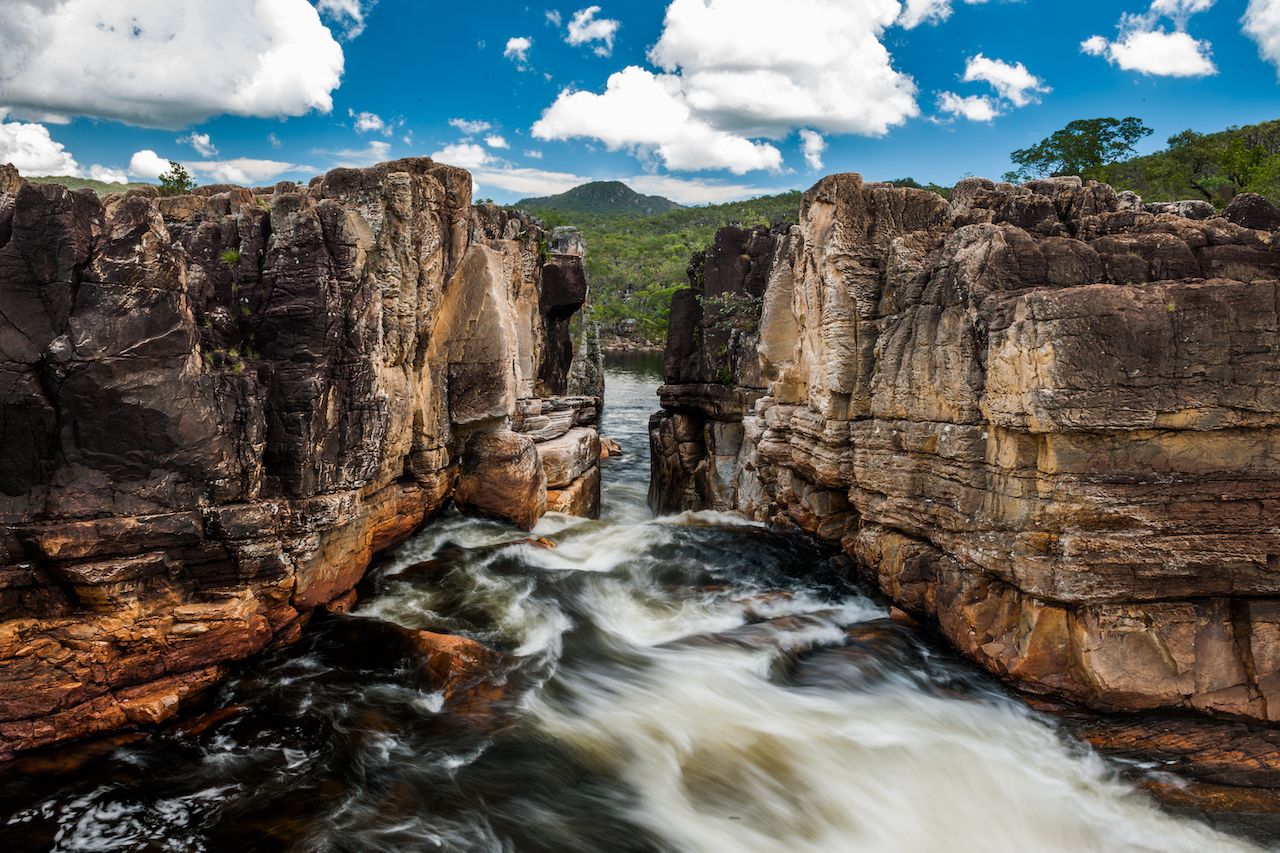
0, 353, 1268, 852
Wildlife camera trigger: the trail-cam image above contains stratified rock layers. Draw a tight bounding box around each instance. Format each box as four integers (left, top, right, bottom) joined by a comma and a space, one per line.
651, 174, 1280, 727
0, 159, 601, 756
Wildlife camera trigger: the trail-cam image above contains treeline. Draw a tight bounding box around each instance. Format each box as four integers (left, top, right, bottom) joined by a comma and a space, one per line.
1107, 119, 1280, 205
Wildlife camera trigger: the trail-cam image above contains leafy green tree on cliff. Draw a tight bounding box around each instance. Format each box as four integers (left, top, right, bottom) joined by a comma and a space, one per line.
158, 161, 196, 196
1004, 117, 1153, 183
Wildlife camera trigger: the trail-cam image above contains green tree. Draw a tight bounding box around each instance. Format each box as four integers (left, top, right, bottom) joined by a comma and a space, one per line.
1005, 117, 1153, 183
158, 161, 196, 196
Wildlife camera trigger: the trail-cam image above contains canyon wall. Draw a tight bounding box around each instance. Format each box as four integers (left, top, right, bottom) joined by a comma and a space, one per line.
651, 174, 1280, 729
0, 159, 602, 757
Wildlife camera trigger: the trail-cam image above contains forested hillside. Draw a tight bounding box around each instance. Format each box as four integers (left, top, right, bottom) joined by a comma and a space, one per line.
520, 191, 803, 344
1102, 119, 1280, 205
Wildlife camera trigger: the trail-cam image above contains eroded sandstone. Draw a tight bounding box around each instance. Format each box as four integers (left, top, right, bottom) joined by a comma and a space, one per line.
0, 158, 602, 756
651, 174, 1280, 767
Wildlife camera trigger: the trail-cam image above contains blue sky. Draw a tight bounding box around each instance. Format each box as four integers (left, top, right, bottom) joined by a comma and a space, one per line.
1, 0, 1278, 204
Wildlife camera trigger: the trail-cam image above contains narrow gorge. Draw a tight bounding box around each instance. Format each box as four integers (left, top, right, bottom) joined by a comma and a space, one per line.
2, 159, 1280, 849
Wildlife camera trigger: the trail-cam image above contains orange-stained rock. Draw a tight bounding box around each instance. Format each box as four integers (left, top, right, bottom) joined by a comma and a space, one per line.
0, 159, 597, 757
410, 630, 509, 715
547, 467, 602, 519
454, 430, 548, 531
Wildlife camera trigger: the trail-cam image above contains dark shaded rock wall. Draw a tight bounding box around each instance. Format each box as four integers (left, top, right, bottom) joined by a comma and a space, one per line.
0, 158, 599, 756
652, 173, 1280, 729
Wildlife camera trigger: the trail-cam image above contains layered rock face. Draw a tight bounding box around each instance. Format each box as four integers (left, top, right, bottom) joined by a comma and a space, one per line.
0, 159, 602, 757
652, 174, 1280, 729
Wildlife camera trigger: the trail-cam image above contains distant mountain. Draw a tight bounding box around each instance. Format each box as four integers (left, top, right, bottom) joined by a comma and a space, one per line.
518, 181, 684, 216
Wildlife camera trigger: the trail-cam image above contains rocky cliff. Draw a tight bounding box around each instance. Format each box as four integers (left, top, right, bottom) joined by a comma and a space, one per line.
0, 159, 603, 757
652, 175, 1280, 758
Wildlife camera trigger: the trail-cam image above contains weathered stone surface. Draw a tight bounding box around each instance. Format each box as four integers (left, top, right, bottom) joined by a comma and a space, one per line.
1224, 192, 1280, 231
547, 467, 602, 519
651, 171, 1280, 747
455, 430, 548, 531
538, 427, 602, 488
0, 158, 596, 756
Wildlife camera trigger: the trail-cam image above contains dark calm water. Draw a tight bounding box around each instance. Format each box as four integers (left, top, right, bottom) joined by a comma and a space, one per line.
0, 354, 1261, 852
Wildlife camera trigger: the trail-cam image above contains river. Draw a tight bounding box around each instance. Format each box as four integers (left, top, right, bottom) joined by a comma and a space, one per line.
0, 354, 1264, 851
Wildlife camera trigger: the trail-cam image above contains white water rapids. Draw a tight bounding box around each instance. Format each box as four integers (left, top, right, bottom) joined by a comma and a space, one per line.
0, 357, 1266, 852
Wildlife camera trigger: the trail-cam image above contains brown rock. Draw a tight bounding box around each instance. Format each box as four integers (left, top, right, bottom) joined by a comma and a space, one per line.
454, 430, 548, 531
547, 466, 602, 518
538, 427, 601, 488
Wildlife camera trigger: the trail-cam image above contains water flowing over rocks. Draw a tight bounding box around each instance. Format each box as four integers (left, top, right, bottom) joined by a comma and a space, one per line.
0, 159, 601, 757
650, 173, 1280, 788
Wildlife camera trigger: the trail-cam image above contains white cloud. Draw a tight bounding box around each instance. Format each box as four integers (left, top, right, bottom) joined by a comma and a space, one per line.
129, 149, 173, 180
178, 132, 218, 157
0, 114, 80, 176
0, 0, 346, 128
535, 0, 918, 174
431, 143, 492, 170
898, 0, 990, 30
546, 9, 563, 26
194, 158, 299, 186
450, 118, 492, 135
88, 165, 129, 184
505, 36, 532, 63
533, 67, 783, 174
320, 139, 392, 168
524, 149, 544, 159
1245, 0, 1280, 75
622, 174, 779, 205
566, 6, 620, 57
962, 54, 1049, 107
474, 166, 591, 198
485, 135, 510, 149
1082, 1, 1217, 77
269, 133, 284, 150
936, 92, 1001, 122
799, 130, 826, 171
314, 0, 376, 39
350, 109, 388, 134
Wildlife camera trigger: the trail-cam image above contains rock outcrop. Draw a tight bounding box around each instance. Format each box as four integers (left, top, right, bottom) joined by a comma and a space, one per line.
652, 175, 1280, 740
0, 158, 601, 757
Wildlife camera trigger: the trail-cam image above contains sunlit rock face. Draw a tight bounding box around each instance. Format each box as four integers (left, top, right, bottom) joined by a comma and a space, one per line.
651, 172, 1280, 724
0, 158, 601, 757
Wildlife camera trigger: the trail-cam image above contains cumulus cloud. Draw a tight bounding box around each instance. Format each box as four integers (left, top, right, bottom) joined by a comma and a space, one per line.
545, 10, 563, 26
314, 0, 377, 39
962, 55, 1049, 107
178, 132, 218, 157
128, 149, 173, 180
534, 0, 917, 174
936, 92, 1001, 122
898, 0, 990, 29
524, 149, 544, 159
431, 143, 492, 170
1245, 0, 1280, 75
799, 130, 826, 171
566, 6, 620, 57
533, 67, 783, 174
0, 113, 80, 176
88, 165, 129, 184
505, 36, 532, 64
350, 110, 386, 134
1082, 0, 1217, 77
474, 166, 591, 198
195, 158, 300, 185
485, 135, 510, 149
0, 0, 346, 128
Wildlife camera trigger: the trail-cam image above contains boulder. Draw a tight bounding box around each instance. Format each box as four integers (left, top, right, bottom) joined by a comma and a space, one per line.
1223, 192, 1280, 231
455, 430, 548, 531
547, 466, 602, 519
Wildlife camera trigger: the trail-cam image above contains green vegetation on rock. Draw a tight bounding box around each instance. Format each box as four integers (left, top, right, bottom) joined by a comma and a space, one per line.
519, 190, 803, 345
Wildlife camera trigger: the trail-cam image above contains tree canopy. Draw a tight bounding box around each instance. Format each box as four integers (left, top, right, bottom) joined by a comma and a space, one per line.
158, 161, 196, 196
1005, 117, 1153, 183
